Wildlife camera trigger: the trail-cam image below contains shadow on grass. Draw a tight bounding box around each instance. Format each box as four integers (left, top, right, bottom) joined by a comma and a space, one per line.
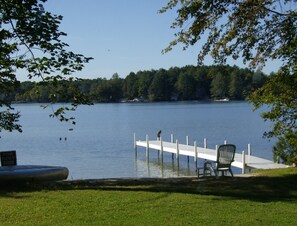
1, 172, 296, 203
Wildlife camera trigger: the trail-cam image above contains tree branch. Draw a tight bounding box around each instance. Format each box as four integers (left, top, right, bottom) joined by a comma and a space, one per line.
8, 18, 46, 82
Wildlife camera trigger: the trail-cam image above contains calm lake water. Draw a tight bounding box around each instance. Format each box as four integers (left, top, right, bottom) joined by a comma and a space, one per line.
0, 102, 275, 179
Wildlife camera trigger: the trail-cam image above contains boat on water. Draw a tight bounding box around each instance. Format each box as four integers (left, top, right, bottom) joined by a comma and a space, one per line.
214, 98, 230, 102
0, 165, 69, 182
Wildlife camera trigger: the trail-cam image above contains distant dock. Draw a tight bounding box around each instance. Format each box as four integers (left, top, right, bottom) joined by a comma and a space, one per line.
134, 133, 288, 174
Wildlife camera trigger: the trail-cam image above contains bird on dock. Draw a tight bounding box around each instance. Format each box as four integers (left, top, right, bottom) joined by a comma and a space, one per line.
157, 130, 161, 140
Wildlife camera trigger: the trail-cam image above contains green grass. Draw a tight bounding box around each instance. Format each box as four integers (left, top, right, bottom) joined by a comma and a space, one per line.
0, 168, 297, 226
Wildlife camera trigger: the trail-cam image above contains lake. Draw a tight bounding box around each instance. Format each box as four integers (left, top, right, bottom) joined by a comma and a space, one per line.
0, 102, 275, 179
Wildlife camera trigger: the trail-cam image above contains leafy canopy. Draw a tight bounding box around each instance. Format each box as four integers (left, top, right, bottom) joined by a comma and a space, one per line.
161, 0, 297, 163
0, 0, 92, 133
161, 0, 296, 69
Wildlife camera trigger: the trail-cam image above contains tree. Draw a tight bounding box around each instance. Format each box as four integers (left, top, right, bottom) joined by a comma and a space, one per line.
137, 70, 154, 99
210, 72, 228, 99
194, 66, 211, 100
161, 0, 296, 69
161, 0, 297, 164
109, 73, 124, 102
123, 72, 138, 99
208, 66, 230, 99
229, 68, 245, 100
176, 71, 196, 100
273, 133, 297, 164
250, 68, 297, 162
148, 69, 172, 101
0, 0, 92, 134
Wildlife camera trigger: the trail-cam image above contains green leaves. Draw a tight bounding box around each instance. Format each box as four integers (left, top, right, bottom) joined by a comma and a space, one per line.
249, 66, 297, 163
161, 0, 296, 70
0, 0, 92, 133
163, 0, 297, 163
0, 110, 22, 134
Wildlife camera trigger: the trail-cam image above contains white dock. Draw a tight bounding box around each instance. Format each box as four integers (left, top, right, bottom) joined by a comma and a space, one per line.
134, 134, 288, 174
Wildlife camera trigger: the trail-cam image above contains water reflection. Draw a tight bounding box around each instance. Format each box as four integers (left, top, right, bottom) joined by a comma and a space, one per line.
134, 154, 199, 178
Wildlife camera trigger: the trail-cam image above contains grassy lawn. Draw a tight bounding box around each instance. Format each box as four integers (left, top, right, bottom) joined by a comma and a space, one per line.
0, 168, 296, 226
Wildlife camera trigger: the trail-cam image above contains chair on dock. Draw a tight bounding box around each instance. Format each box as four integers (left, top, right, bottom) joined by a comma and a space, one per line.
201, 144, 236, 178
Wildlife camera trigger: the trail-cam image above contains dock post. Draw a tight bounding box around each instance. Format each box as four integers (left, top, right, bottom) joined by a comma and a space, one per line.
171, 134, 174, 159
146, 135, 149, 159
176, 139, 180, 173
204, 138, 207, 148
242, 151, 246, 174
248, 144, 251, 156
134, 132, 137, 158
247, 144, 251, 172
186, 136, 189, 163
134, 133, 137, 150
176, 139, 179, 160
194, 141, 198, 173
160, 137, 164, 161
156, 137, 160, 163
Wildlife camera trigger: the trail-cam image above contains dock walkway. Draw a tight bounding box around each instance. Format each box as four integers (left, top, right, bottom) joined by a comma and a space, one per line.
134, 134, 288, 174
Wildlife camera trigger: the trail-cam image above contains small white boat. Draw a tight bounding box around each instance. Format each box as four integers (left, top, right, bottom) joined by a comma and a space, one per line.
0, 165, 69, 182
214, 98, 230, 102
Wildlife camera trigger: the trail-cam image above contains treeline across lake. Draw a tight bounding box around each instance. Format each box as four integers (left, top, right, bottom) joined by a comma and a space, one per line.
13, 65, 267, 103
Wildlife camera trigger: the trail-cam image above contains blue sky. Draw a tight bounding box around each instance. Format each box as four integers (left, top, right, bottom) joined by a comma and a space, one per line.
44, 0, 282, 80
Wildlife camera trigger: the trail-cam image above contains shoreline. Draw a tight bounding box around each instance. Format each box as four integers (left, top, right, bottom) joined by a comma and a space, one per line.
60, 174, 256, 186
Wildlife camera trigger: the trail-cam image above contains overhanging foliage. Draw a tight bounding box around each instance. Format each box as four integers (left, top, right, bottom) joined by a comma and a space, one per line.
0, 0, 92, 133
161, 0, 297, 164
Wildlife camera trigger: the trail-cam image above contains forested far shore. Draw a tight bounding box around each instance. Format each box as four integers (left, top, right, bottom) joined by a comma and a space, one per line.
9, 65, 268, 103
